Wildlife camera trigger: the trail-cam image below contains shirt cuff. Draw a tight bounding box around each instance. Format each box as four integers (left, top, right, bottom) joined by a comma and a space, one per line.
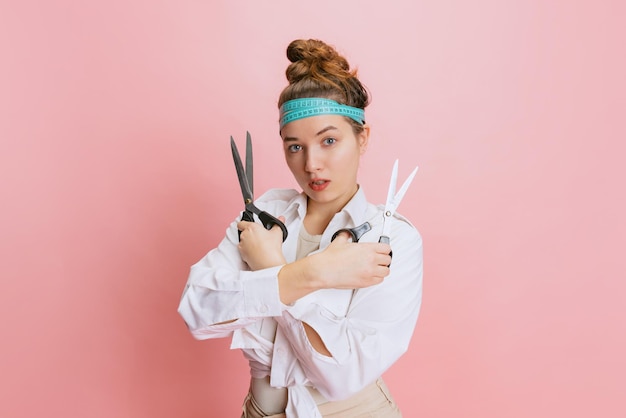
240, 265, 284, 317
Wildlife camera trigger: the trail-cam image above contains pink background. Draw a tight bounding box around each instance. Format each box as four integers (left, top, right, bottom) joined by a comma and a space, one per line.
1, 1, 625, 417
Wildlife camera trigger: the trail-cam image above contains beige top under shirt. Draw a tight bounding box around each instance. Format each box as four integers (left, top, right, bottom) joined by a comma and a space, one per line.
296, 225, 322, 260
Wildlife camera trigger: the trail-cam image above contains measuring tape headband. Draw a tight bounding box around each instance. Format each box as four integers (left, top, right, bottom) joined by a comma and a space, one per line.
279, 98, 365, 129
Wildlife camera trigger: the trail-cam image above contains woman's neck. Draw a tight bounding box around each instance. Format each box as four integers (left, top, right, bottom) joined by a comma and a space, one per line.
303, 210, 334, 235
303, 185, 359, 235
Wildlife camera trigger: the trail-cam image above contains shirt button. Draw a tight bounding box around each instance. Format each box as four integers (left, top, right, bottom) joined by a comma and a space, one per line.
259, 304, 268, 313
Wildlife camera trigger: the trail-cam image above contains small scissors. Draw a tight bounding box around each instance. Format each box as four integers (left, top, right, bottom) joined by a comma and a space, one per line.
231, 132, 288, 242
332, 160, 418, 262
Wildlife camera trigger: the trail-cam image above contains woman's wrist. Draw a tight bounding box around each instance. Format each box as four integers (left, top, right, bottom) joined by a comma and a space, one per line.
277, 258, 322, 305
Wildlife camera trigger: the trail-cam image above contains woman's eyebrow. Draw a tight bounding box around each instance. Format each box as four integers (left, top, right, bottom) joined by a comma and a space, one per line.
283, 125, 339, 142
316, 125, 338, 136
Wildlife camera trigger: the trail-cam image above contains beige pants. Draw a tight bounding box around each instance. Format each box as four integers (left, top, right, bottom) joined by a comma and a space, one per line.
241, 378, 401, 418
241, 391, 286, 418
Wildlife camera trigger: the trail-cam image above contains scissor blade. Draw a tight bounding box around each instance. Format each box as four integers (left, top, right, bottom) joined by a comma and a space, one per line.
391, 165, 419, 209
230, 136, 254, 203
385, 159, 399, 208
245, 131, 253, 196
380, 161, 418, 239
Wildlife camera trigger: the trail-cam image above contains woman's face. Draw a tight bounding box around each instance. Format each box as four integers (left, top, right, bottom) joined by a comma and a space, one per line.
280, 115, 369, 214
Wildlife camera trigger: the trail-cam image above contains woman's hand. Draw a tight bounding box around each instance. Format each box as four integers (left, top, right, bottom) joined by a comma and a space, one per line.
277, 231, 391, 305
309, 231, 392, 289
237, 216, 287, 271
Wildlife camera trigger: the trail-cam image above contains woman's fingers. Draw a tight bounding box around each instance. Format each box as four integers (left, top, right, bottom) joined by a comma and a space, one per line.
376, 251, 392, 268
269, 216, 286, 239
313, 240, 393, 289
236, 220, 254, 234
237, 218, 286, 270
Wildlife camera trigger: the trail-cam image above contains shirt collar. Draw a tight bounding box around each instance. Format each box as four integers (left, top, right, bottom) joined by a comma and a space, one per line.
283, 186, 369, 227
339, 185, 369, 226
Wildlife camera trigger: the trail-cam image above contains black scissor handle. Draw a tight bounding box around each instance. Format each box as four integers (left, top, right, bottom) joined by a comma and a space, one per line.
331, 222, 372, 243
237, 210, 288, 242
237, 210, 255, 241
258, 211, 288, 242
241, 210, 254, 223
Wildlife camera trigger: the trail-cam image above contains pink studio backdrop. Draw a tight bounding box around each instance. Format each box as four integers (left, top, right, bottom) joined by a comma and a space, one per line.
1, 1, 624, 417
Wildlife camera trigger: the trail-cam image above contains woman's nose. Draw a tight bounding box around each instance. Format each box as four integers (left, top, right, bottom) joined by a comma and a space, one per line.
305, 150, 322, 172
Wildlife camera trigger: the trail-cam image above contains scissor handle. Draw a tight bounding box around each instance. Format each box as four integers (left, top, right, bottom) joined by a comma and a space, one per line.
241, 210, 254, 223
237, 210, 255, 241
258, 211, 289, 242
331, 222, 372, 243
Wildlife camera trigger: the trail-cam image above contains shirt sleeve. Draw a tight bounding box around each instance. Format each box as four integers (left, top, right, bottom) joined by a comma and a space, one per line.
177, 218, 285, 340
274, 220, 424, 401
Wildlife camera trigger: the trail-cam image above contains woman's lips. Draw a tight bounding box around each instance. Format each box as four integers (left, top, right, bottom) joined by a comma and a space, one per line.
309, 179, 330, 192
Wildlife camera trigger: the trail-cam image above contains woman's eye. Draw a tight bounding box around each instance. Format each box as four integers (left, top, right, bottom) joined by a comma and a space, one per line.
287, 144, 302, 153
323, 138, 336, 146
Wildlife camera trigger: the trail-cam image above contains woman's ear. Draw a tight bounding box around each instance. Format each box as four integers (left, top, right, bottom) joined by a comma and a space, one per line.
358, 124, 370, 155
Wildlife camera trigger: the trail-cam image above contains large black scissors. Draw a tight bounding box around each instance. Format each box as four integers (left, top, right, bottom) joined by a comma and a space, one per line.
230, 132, 288, 242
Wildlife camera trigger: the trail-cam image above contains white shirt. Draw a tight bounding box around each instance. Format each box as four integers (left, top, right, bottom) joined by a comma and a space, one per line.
178, 187, 423, 417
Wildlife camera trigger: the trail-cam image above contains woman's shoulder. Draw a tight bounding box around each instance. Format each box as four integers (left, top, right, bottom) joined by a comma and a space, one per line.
367, 202, 422, 243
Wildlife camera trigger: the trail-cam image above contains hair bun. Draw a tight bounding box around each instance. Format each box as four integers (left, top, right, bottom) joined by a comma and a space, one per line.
287, 39, 344, 67
279, 39, 369, 114
285, 39, 351, 84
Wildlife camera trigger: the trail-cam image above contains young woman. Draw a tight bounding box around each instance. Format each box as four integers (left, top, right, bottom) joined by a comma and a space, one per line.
178, 39, 423, 417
